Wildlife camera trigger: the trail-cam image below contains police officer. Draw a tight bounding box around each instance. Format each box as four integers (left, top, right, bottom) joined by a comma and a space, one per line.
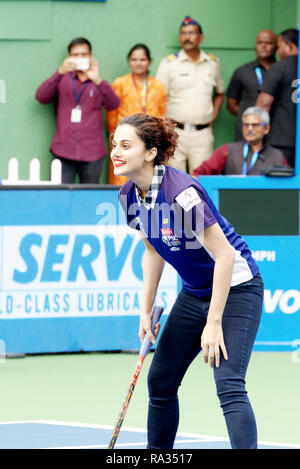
156, 16, 225, 175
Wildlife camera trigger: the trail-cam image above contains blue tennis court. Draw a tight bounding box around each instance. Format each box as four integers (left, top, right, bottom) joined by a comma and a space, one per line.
0, 420, 299, 449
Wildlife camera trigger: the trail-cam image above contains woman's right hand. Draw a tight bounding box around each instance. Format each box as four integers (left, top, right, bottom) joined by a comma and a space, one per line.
139, 311, 160, 345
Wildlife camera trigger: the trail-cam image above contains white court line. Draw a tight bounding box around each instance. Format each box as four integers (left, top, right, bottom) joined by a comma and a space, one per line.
0, 420, 299, 449
13, 419, 225, 440
46, 442, 148, 449
46, 439, 211, 450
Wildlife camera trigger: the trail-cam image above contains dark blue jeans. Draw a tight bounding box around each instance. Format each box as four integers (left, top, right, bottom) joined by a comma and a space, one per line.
147, 273, 264, 449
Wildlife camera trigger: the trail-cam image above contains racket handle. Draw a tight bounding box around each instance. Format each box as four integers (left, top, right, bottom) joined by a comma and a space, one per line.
139, 305, 164, 357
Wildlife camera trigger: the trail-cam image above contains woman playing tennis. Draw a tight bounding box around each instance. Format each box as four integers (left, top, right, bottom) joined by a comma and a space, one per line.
110, 113, 264, 449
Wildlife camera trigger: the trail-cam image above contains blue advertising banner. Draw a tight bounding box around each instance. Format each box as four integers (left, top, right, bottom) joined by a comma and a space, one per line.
199, 175, 300, 353
0, 189, 177, 354
246, 236, 300, 351
0, 187, 299, 354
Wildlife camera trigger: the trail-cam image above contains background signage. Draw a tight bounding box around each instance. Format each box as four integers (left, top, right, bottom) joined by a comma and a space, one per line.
0, 188, 298, 353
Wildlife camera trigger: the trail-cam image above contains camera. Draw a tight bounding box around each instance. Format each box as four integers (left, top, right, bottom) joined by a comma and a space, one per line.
73, 57, 90, 71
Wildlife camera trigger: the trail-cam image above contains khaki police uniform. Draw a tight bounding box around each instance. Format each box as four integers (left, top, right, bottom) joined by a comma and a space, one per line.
156, 49, 225, 174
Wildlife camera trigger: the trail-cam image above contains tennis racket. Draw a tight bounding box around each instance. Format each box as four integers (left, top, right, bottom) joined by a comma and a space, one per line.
107, 305, 164, 449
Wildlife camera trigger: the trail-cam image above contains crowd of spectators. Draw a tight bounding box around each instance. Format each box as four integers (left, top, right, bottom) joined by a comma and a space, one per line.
35, 17, 299, 183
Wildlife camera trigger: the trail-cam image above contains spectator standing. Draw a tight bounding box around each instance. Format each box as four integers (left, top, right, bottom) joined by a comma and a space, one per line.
36, 37, 120, 183
256, 29, 299, 168
193, 106, 287, 176
227, 30, 277, 140
156, 16, 225, 175
106, 44, 166, 185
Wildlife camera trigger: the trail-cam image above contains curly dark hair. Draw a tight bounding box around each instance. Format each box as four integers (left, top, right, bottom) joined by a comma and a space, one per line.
116, 113, 179, 165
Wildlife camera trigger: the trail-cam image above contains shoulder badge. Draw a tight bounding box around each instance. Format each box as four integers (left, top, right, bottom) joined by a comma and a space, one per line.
208, 53, 218, 62
166, 53, 178, 62
175, 187, 201, 212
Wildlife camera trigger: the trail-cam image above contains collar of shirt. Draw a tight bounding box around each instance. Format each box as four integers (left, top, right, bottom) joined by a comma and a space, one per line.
135, 165, 165, 209
243, 140, 267, 161
251, 59, 267, 70
70, 71, 90, 84
178, 49, 210, 64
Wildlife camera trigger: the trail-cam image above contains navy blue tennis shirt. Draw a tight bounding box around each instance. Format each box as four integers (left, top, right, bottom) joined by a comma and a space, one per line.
119, 165, 259, 297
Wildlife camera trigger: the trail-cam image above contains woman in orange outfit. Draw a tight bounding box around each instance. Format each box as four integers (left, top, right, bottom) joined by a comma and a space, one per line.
106, 44, 166, 185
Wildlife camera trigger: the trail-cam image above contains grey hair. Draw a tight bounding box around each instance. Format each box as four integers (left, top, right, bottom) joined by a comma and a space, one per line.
242, 106, 270, 125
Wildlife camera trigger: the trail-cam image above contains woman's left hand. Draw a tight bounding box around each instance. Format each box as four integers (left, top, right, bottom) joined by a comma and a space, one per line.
201, 322, 228, 368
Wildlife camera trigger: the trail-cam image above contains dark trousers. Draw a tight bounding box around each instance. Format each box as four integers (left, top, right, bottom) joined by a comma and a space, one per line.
147, 273, 264, 449
53, 156, 104, 184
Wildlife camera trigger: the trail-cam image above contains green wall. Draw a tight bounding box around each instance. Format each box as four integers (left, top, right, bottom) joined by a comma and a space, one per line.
0, 0, 298, 182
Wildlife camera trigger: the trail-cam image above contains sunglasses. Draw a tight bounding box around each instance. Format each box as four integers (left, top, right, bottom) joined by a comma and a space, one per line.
242, 123, 266, 128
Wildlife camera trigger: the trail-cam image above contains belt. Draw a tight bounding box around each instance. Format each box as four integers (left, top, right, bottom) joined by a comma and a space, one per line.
174, 121, 210, 131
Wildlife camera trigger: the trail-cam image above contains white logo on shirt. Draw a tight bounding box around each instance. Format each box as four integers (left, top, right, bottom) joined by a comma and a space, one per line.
175, 187, 201, 212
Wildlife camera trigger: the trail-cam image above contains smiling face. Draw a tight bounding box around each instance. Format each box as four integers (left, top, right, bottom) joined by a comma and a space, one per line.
110, 124, 156, 180
129, 48, 151, 76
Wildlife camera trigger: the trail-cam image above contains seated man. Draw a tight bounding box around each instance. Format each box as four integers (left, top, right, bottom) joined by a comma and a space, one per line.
193, 106, 287, 176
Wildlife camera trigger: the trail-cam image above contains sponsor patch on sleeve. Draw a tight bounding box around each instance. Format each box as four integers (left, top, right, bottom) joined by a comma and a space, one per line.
175, 187, 201, 211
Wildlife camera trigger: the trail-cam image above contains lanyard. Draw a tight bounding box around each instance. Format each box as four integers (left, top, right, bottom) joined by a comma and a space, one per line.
242, 143, 260, 175
70, 74, 90, 106
254, 66, 263, 86
131, 73, 149, 113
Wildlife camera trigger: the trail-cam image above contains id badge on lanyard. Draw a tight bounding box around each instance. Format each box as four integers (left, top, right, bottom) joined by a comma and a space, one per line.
71, 105, 82, 123
255, 66, 263, 86
242, 143, 259, 175
132, 73, 148, 113
70, 74, 89, 123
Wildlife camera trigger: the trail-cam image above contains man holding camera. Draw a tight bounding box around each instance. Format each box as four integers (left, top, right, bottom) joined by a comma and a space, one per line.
36, 37, 120, 183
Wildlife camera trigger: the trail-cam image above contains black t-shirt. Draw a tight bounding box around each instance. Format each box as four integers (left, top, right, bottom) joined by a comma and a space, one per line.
261, 55, 298, 148
226, 59, 270, 140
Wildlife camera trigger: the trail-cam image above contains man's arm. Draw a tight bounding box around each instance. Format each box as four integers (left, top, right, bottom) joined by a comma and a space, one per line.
256, 60, 282, 112
226, 97, 240, 116
85, 58, 120, 111
210, 57, 225, 125
256, 91, 275, 113
35, 71, 64, 104
100, 81, 120, 111
35, 55, 80, 104
193, 144, 229, 176
226, 68, 243, 116
211, 92, 224, 125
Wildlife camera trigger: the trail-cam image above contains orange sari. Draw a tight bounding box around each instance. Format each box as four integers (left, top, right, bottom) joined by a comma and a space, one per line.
106, 73, 166, 185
